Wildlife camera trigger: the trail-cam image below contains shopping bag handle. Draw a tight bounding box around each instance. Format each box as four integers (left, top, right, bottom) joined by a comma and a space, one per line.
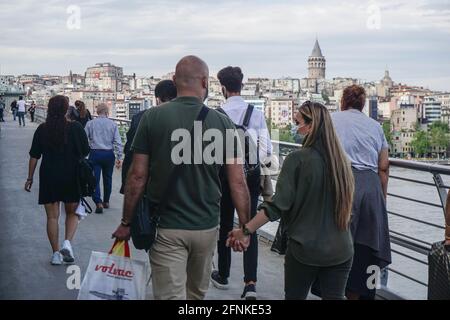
109, 239, 131, 258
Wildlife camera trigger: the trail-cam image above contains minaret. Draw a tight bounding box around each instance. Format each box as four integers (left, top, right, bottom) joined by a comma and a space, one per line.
308, 39, 326, 79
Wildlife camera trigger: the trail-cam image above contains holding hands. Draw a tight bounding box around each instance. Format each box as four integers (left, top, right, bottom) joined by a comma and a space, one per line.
226, 227, 250, 252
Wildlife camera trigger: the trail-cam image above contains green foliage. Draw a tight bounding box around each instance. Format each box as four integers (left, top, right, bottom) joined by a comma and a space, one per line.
411, 130, 429, 157
382, 121, 392, 146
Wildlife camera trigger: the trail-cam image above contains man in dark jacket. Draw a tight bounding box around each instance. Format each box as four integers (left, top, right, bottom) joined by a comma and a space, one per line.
120, 79, 177, 193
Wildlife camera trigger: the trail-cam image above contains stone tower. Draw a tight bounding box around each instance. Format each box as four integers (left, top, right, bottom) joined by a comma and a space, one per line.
308, 39, 326, 79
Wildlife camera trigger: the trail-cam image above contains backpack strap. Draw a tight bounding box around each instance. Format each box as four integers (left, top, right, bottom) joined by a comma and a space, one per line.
242, 104, 254, 128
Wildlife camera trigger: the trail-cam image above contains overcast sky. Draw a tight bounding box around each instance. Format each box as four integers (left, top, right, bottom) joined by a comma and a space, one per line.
1, 0, 449, 91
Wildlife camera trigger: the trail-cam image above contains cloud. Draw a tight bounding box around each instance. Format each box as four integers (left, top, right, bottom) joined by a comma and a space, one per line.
0, 0, 449, 91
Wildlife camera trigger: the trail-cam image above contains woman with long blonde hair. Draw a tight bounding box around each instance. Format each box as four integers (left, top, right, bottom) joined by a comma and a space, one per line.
228, 101, 355, 300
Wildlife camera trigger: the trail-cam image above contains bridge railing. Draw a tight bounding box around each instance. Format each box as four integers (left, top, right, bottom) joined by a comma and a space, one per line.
34, 108, 446, 299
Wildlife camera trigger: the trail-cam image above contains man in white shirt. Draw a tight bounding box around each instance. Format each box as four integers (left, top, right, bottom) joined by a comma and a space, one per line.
17, 96, 26, 127
210, 66, 272, 300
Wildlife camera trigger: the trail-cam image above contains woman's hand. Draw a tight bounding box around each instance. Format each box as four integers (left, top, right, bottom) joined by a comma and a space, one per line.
115, 159, 122, 169
24, 179, 33, 192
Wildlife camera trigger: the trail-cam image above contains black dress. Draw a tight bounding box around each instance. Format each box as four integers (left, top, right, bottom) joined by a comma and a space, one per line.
29, 121, 90, 204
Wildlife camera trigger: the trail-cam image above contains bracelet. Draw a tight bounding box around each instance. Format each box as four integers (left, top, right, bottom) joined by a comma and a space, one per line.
120, 218, 131, 227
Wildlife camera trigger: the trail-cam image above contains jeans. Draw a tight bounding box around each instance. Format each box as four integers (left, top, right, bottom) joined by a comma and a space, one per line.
30, 112, 35, 122
284, 247, 353, 300
89, 150, 115, 204
217, 168, 261, 283
17, 111, 25, 126
0, 109, 4, 121
12, 109, 17, 121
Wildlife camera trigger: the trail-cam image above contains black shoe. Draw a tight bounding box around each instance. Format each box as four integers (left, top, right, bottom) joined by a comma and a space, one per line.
95, 204, 103, 214
241, 284, 257, 300
210, 270, 229, 290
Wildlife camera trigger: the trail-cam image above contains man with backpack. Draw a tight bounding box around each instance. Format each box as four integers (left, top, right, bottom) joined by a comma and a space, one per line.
112, 56, 251, 300
211, 66, 272, 300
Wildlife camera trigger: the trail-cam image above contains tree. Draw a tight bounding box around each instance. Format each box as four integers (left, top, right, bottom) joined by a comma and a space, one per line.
321, 91, 330, 105
429, 126, 448, 157
382, 121, 392, 147
411, 130, 429, 157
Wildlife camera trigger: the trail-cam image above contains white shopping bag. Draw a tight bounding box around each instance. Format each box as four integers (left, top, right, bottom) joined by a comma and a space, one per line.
75, 201, 87, 220
75, 198, 92, 221
77, 240, 149, 300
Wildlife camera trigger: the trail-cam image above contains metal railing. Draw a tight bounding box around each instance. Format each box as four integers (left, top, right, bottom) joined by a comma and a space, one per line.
34, 107, 446, 299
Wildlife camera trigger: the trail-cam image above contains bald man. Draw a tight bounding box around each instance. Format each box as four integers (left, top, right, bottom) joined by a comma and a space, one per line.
113, 55, 251, 300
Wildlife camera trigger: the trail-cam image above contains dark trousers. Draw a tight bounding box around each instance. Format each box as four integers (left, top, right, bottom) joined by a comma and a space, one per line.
89, 150, 115, 204
30, 112, 35, 122
12, 109, 17, 120
0, 109, 4, 121
284, 247, 353, 300
217, 169, 261, 283
17, 112, 25, 126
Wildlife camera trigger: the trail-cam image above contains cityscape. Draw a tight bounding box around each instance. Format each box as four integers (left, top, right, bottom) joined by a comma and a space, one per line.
1, 39, 449, 158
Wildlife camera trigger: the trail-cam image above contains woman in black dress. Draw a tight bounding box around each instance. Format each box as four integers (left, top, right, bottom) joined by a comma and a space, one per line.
25, 95, 90, 265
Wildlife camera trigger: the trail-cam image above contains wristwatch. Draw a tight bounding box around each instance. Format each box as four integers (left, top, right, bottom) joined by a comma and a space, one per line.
242, 224, 252, 236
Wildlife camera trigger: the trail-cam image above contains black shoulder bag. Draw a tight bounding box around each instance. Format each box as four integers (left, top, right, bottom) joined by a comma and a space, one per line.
130, 105, 210, 251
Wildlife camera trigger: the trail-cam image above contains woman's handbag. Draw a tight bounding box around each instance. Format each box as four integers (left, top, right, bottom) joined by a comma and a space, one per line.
270, 218, 288, 255
77, 158, 96, 197
428, 241, 450, 299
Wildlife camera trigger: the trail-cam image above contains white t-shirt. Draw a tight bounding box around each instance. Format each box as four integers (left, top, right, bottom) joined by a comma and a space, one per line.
17, 100, 26, 112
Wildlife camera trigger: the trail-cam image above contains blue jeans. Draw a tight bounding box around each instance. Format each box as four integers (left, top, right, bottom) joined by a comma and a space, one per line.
89, 150, 115, 204
12, 109, 17, 121
17, 112, 25, 126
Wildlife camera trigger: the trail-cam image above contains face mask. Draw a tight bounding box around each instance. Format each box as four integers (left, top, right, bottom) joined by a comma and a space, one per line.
204, 85, 209, 102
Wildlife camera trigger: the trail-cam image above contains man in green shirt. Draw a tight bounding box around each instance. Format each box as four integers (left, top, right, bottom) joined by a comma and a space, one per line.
112, 56, 251, 300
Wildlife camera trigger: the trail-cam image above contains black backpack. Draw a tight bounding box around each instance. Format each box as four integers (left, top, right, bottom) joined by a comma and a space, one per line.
77, 158, 96, 197
217, 104, 260, 177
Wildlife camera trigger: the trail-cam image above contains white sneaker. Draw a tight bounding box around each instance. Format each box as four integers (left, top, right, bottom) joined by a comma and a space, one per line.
51, 251, 63, 265
60, 240, 75, 264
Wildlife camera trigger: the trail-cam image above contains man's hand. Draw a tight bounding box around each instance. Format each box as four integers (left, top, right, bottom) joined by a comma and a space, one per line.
115, 159, 123, 169
226, 228, 250, 252
24, 179, 33, 192
112, 224, 131, 241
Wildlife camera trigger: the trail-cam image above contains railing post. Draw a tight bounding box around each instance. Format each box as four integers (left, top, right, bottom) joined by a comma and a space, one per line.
432, 172, 447, 216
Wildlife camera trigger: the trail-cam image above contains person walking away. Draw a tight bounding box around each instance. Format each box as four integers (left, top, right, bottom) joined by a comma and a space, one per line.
85, 103, 123, 213
28, 102, 36, 122
211, 66, 272, 300
0, 97, 5, 122
228, 101, 355, 300
67, 100, 92, 128
17, 96, 26, 126
10, 99, 18, 121
331, 85, 391, 300
24, 95, 90, 265
112, 55, 251, 300
120, 79, 177, 194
